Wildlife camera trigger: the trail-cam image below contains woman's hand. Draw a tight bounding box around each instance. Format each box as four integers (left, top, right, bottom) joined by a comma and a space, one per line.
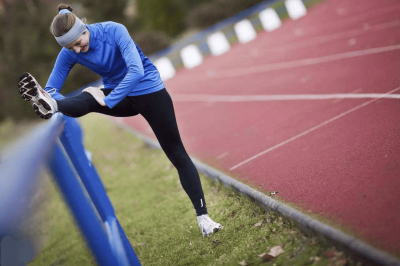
83, 86, 107, 106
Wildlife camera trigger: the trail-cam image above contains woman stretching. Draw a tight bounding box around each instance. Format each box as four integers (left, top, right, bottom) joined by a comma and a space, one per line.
18, 4, 222, 236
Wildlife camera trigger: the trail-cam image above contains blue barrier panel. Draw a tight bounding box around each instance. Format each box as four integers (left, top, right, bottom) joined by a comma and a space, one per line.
105, 217, 130, 266
0, 114, 64, 265
0, 114, 63, 234
49, 139, 119, 266
59, 115, 141, 266
0, 113, 141, 265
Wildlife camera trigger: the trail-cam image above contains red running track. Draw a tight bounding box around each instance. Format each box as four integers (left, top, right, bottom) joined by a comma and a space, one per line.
120, 0, 400, 256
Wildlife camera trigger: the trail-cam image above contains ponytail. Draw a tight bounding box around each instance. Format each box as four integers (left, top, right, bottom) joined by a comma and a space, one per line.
50, 4, 76, 37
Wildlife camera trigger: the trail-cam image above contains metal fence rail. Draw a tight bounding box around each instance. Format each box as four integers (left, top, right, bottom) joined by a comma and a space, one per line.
0, 113, 141, 266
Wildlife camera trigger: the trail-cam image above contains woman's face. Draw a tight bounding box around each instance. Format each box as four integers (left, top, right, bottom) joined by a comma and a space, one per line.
65, 30, 90, 53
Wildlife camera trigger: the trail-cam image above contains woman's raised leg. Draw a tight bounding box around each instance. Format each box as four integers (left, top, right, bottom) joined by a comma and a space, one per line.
57, 89, 139, 118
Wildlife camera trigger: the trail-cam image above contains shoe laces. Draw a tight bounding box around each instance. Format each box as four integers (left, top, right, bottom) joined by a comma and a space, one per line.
198, 215, 219, 229
47, 88, 57, 95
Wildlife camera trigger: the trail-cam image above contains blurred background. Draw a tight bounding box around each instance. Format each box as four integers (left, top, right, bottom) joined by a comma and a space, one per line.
0, 0, 270, 122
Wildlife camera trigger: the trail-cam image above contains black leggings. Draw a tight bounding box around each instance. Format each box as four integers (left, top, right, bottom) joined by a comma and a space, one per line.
57, 88, 207, 216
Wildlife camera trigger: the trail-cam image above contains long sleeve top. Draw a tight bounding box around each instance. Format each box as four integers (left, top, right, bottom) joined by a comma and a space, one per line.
45, 22, 165, 109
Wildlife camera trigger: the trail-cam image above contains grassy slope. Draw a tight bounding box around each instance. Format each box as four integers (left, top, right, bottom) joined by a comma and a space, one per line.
2, 114, 361, 266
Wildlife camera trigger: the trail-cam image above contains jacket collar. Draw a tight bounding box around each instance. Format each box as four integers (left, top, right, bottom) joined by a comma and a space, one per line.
86, 24, 97, 51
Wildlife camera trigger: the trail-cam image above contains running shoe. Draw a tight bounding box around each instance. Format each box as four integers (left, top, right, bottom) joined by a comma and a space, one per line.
197, 214, 223, 236
18, 72, 57, 120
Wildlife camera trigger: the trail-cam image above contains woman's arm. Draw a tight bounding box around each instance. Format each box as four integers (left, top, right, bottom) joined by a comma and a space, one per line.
45, 49, 76, 100
103, 24, 144, 109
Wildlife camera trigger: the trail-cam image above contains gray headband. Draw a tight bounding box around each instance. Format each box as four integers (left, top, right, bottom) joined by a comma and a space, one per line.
55, 10, 87, 46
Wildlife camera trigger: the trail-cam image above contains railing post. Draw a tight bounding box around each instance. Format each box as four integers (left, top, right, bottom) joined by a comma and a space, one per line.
58, 116, 141, 266
105, 217, 130, 266
49, 141, 118, 266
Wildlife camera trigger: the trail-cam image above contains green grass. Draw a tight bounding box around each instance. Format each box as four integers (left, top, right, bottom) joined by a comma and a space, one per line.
0, 118, 38, 148
0, 115, 363, 265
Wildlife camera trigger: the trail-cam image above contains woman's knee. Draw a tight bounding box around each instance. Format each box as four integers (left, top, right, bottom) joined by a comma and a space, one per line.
165, 145, 190, 167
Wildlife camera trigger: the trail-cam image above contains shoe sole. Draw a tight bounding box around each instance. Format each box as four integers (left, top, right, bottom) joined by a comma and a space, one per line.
18, 72, 38, 101
33, 104, 52, 120
202, 225, 222, 236
19, 72, 53, 119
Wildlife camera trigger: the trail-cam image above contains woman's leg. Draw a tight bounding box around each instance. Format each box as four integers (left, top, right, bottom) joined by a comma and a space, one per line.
57, 89, 139, 118
131, 89, 208, 216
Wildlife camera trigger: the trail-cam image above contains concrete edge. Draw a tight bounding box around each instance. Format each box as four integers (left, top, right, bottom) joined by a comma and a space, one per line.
116, 122, 400, 266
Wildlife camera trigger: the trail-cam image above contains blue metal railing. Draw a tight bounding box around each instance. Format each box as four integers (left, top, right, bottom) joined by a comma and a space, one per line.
0, 113, 141, 266
0, 114, 63, 236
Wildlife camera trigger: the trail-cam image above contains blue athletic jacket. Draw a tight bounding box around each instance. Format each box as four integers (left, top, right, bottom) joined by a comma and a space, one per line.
45, 22, 165, 109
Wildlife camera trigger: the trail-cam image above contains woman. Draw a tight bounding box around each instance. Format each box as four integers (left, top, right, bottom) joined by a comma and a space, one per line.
18, 4, 222, 236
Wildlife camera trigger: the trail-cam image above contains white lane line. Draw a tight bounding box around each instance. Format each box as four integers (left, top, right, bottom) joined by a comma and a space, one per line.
184, 20, 399, 79
311, 4, 400, 34
172, 93, 400, 102
216, 152, 229, 160
266, 20, 400, 54
212, 20, 400, 65
229, 87, 400, 171
213, 44, 400, 78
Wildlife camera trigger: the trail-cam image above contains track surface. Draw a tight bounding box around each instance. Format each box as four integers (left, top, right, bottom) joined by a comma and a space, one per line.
121, 0, 400, 255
